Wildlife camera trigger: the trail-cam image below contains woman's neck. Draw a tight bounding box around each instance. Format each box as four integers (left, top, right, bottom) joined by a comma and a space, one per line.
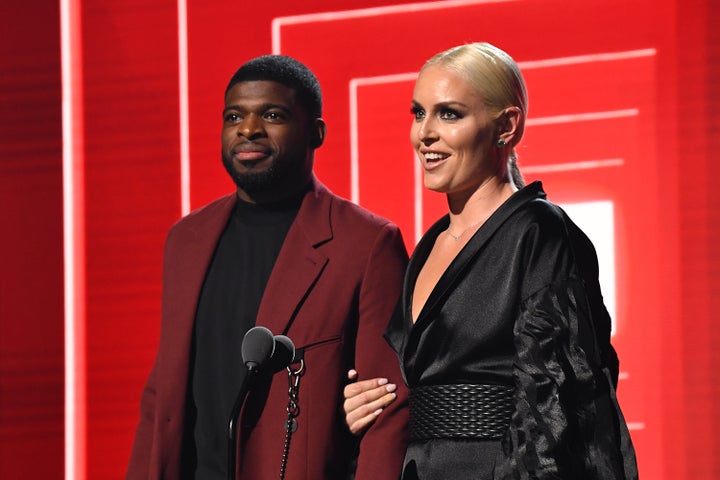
446, 177, 516, 230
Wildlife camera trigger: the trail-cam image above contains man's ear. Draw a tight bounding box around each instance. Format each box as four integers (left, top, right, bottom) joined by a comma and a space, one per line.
496, 106, 522, 146
311, 118, 327, 149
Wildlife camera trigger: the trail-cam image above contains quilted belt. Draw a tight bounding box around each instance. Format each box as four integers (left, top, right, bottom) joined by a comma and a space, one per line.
408, 383, 514, 441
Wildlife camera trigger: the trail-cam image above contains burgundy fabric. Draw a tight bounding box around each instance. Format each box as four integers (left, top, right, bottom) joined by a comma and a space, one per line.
127, 176, 409, 479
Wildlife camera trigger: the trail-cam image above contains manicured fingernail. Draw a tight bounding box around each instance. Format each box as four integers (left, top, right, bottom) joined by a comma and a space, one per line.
377, 378, 389, 386
373, 409, 383, 416
386, 383, 397, 393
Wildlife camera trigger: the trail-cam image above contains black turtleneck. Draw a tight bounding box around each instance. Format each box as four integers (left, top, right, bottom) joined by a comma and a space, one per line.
183, 192, 303, 480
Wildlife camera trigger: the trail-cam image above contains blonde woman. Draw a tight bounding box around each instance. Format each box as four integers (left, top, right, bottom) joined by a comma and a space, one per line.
343, 43, 638, 479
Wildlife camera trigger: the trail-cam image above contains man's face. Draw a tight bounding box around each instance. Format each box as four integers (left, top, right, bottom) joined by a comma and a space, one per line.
221, 80, 322, 202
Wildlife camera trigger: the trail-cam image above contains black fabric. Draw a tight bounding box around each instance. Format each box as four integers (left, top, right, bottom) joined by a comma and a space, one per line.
385, 182, 638, 480
401, 439, 503, 480
185, 193, 302, 480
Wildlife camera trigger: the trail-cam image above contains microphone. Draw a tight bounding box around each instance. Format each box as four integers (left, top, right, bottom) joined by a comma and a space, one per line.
228, 328, 295, 480
241, 326, 275, 372
268, 335, 295, 373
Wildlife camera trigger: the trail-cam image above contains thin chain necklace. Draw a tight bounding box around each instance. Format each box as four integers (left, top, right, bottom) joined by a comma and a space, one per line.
445, 220, 484, 241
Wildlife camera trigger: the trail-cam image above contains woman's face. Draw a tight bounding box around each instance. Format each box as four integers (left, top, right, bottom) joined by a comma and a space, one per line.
410, 65, 498, 196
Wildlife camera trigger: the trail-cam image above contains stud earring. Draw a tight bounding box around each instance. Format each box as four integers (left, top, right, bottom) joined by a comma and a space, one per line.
497, 139, 506, 147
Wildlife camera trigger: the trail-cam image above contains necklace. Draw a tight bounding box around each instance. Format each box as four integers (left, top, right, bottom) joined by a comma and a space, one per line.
445, 220, 483, 241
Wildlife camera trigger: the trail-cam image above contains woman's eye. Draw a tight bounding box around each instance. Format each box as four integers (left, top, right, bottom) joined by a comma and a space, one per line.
440, 109, 460, 120
411, 107, 425, 121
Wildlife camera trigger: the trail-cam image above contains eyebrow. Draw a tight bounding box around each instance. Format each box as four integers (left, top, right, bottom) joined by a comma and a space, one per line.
411, 100, 469, 110
222, 103, 292, 115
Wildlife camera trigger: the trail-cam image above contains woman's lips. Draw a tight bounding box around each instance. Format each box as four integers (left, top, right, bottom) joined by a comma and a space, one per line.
420, 151, 450, 170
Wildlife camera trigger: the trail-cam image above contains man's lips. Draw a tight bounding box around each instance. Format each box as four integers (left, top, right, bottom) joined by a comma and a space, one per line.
234, 151, 269, 162
233, 144, 271, 163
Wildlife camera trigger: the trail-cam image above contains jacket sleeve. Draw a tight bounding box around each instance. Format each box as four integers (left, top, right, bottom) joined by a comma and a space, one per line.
126, 363, 158, 479
493, 279, 638, 480
352, 223, 409, 480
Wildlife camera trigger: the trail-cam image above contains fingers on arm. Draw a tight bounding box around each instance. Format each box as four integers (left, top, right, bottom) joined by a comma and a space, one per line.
343, 375, 398, 435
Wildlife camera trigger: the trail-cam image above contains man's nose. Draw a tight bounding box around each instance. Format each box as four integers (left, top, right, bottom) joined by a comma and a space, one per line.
238, 114, 264, 139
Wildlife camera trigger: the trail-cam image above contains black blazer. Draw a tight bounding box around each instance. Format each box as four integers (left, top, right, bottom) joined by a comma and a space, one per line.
386, 182, 638, 480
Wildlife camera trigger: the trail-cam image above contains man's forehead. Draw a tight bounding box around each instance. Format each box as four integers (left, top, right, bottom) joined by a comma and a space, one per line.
225, 80, 297, 104
227, 79, 295, 94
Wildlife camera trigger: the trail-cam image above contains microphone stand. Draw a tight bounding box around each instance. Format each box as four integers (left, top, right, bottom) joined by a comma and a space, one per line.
227, 364, 260, 480
227, 326, 275, 480
227, 329, 295, 480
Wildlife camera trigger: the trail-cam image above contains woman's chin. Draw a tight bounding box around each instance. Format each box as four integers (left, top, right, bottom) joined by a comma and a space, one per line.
423, 178, 448, 194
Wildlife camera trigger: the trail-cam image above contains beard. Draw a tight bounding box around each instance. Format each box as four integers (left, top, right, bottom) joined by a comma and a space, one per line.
229, 164, 280, 193
222, 149, 314, 198
222, 154, 286, 194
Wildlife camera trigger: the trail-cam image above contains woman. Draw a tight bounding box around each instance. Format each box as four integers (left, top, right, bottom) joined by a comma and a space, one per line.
343, 43, 638, 479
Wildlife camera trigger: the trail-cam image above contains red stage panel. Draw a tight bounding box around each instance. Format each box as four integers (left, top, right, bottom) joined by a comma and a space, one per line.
2, 1, 718, 479
78, 1, 182, 477
0, 0, 64, 477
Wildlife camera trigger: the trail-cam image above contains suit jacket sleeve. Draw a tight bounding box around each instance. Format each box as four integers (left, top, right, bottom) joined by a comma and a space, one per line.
494, 211, 638, 480
353, 222, 409, 480
127, 360, 159, 478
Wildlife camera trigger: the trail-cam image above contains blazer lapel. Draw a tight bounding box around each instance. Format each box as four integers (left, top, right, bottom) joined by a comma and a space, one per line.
169, 194, 237, 341
410, 182, 546, 332
402, 216, 448, 325
256, 177, 331, 337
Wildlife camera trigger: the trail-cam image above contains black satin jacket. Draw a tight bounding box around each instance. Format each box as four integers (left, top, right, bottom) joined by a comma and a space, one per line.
386, 182, 638, 480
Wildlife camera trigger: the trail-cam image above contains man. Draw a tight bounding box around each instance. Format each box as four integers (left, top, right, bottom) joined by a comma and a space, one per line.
126, 55, 408, 479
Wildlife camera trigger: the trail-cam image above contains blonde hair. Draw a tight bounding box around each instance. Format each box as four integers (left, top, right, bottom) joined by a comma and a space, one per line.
422, 42, 528, 186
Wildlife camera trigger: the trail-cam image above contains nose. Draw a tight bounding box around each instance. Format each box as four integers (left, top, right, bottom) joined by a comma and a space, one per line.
415, 117, 438, 146
238, 114, 264, 139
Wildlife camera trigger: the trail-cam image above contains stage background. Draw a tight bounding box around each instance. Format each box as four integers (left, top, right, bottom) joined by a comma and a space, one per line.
1, 0, 718, 478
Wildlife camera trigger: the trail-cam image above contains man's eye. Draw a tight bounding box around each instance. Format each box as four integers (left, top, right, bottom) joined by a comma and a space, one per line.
264, 111, 285, 121
225, 113, 240, 123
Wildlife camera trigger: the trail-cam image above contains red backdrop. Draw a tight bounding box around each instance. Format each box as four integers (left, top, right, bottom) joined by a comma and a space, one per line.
0, 0, 718, 478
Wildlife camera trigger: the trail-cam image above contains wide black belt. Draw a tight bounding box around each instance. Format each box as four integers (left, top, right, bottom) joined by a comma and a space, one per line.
408, 384, 514, 441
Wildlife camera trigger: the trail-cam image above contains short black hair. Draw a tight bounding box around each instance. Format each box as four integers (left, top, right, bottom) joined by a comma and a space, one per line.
225, 55, 322, 117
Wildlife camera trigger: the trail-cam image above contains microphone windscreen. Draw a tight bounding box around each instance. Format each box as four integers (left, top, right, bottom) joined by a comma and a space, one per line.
268, 335, 295, 372
241, 326, 275, 371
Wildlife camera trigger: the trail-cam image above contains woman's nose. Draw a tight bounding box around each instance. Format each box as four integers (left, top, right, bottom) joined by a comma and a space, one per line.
416, 118, 437, 145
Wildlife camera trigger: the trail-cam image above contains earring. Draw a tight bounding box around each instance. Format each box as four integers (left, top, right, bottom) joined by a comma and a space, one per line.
497, 139, 506, 147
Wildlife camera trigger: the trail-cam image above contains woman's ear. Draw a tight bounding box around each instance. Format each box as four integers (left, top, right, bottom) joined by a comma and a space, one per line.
311, 118, 327, 149
496, 106, 522, 146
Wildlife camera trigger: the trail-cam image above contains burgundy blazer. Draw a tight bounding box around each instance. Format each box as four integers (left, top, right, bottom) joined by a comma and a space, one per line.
127, 177, 409, 479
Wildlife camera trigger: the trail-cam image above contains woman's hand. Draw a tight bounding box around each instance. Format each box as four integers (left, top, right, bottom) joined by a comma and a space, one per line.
343, 369, 398, 435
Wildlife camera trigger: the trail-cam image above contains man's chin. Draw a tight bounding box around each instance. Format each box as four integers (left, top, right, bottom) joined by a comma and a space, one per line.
232, 169, 278, 193
224, 158, 273, 186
